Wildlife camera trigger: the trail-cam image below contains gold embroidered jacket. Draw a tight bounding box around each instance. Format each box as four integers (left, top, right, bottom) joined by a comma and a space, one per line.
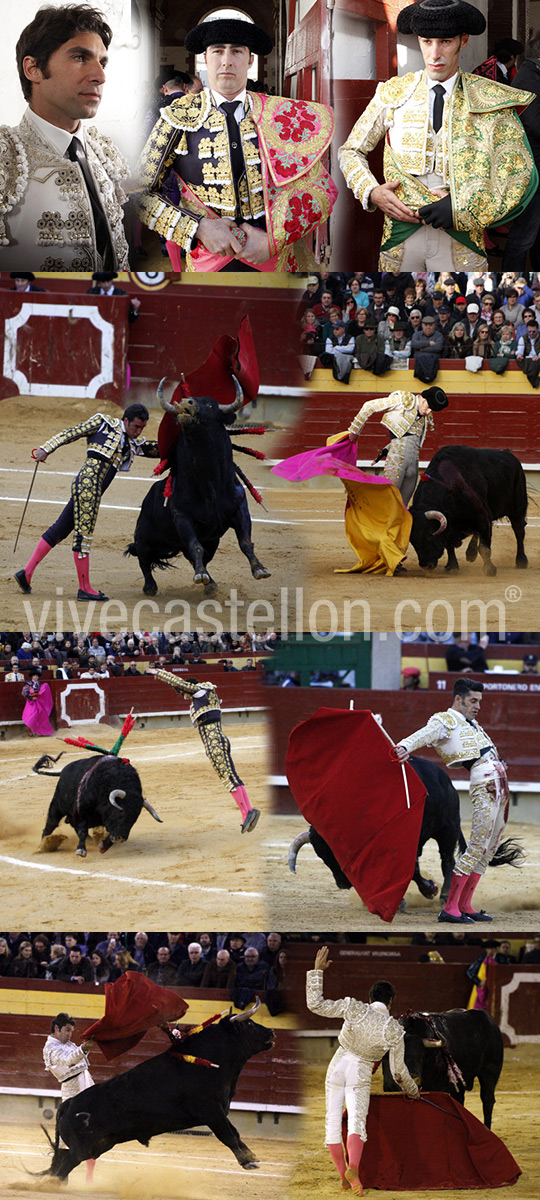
348, 390, 433, 442
40, 414, 159, 472
154, 669, 222, 725
135, 88, 337, 271
398, 708, 498, 768
0, 112, 129, 271
338, 70, 537, 255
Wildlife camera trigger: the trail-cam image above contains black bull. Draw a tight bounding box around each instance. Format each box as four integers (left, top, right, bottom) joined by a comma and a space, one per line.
126, 379, 270, 594
409, 446, 528, 574
289, 756, 464, 905
35, 754, 162, 856
381, 1009, 504, 1128
44, 1010, 274, 1181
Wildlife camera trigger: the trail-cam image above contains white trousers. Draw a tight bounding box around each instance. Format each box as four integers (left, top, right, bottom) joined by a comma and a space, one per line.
325, 1046, 372, 1143
455, 759, 508, 877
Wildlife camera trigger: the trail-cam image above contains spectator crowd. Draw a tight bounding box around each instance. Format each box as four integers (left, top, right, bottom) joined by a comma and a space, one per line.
299, 271, 540, 387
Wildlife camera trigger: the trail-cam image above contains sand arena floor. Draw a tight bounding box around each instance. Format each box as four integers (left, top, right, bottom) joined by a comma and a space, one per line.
0, 395, 304, 632
1, 1122, 293, 1200
287, 1043, 540, 1200
263, 813, 540, 931
0, 721, 267, 929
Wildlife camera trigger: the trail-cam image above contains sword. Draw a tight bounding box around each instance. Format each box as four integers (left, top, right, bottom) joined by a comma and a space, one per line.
13, 450, 41, 554
419, 1094, 462, 1121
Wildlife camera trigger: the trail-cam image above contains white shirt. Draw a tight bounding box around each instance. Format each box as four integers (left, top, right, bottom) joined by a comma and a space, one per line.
210, 87, 250, 121
26, 106, 86, 154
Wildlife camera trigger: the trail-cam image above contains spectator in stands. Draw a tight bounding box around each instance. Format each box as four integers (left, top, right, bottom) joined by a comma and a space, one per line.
260, 933, 282, 967
176, 943, 206, 988
516, 278, 535, 307
445, 634, 488, 672
368, 288, 387, 324
493, 322, 517, 360
502, 288, 525, 327
57, 946, 93, 984
95, 933, 123, 960
0, 938, 12, 976
32, 934, 51, 971
347, 276, 370, 310
521, 653, 539, 674
129, 931, 156, 969
45, 944, 67, 979
402, 286, 417, 321
266, 949, 288, 1016
377, 305, 401, 342
411, 314, 444, 383
160, 933, 188, 965
198, 933, 215, 962
520, 936, 540, 962
5, 658, 25, 682
90, 949, 120, 983
402, 666, 421, 690
314, 290, 339, 321
124, 661, 140, 677
146, 946, 180, 987
516, 317, 540, 388
322, 321, 356, 382
201, 949, 237, 989
354, 319, 389, 375
9, 940, 40, 978
405, 308, 424, 339
464, 303, 482, 340
115, 948, 141, 975
242, 658, 257, 672
494, 940, 516, 964
224, 933, 247, 963
472, 324, 495, 359
56, 656, 76, 679
233, 947, 269, 1009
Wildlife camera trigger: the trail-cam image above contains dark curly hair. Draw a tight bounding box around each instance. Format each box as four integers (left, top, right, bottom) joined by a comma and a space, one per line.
17, 4, 113, 101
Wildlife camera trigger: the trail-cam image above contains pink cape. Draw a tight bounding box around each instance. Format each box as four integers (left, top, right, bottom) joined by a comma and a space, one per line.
271, 435, 398, 488
22, 682, 54, 736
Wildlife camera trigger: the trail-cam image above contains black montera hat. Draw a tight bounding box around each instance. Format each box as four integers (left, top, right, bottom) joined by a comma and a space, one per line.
421, 386, 449, 410
185, 18, 274, 56
10, 271, 35, 280
92, 271, 117, 282
397, 0, 486, 37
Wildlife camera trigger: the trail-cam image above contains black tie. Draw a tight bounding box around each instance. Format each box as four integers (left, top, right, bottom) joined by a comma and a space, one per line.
66, 135, 113, 266
220, 101, 245, 216
432, 83, 445, 133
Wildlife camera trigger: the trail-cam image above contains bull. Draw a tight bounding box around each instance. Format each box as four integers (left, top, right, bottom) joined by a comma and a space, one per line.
289, 756, 464, 905
381, 1008, 503, 1128
42, 1000, 274, 1182
409, 446, 528, 575
34, 753, 162, 856
125, 376, 270, 594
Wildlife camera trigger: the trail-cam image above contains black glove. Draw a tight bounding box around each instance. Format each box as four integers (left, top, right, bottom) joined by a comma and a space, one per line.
417, 194, 453, 229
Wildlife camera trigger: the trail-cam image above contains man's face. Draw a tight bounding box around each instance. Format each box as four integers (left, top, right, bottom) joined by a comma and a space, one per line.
135, 933, 147, 948
422, 320, 435, 334
373, 292, 384, 306
55, 1022, 75, 1044
204, 43, 253, 97
124, 416, 148, 439
500, 942, 511, 955
216, 950, 230, 968
245, 948, 259, 967
267, 933, 281, 951
13, 277, 30, 292
189, 947, 201, 962
418, 34, 468, 81
455, 689, 482, 718
157, 947, 170, 963
69, 949, 82, 964
24, 31, 108, 131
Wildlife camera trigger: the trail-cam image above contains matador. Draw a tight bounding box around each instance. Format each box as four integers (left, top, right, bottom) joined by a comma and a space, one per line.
396, 677, 509, 923
149, 667, 260, 833
348, 386, 448, 505
15, 403, 159, 601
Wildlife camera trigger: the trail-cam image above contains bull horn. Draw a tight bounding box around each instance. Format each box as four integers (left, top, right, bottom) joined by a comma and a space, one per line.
422, 1036, 446, 1048
142, 797, 163, 823
157, 377, 176, 414
424, 509, 447, 535
288, 829, 311, 873
230, 996, 261, 1023
109, 789, 125, 809
218, 374, 244, 415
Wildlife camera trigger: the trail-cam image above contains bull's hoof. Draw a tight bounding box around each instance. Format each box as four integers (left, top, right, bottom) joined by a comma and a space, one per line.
444, 563, 459, 573
418, 878, 439, 899
76, 847, 87, 857
465, 549, 478, 563
143, 582, 158, 595
98, 836, 114, 853
483, 563, 497, 577
194, 570, 211, 585
398, 899, 407, 913
251, 564, 271, 580
516, 556, 529, 569
241, 1162, 259, 1170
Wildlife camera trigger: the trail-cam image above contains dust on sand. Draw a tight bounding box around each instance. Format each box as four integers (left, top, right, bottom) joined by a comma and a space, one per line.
2, 1124, 293, 1200
0, 722, 267, 928
0, 395, 303, 629
263, 812, 540, 930
288, 1044, 540, 1200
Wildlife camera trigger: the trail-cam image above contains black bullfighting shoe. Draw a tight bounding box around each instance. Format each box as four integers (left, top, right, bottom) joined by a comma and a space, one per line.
15, 569, 32, 593
460, 910, 493, 922
438, 911, 475, 924
241, 808, 260, 834
77, 589, 109, 602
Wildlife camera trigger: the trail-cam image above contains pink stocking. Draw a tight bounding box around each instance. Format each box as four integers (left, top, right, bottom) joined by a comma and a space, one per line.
24, 537, 52, 581
442, 871, 468, 917
73, 551, 99, 596
459, 871, 482, 914
85, 1159, 96, 1183
328, 1142, 347, 1181
165, 240, 183, 270
231, 785, 252, 821
347, 1134, 364, 1171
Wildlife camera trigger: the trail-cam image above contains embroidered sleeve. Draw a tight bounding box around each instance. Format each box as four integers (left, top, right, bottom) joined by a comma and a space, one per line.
306, 969, 360, 1019
348, 392, 407, 437
155, 668, 194, 695
388, 1027, 419, 1096
135, 117, 201, 250
338, 85, 391, 210
40, 413, 104, 455
0, 126, 28, 244
398, 712, 455, 755
135, 439, 160, 458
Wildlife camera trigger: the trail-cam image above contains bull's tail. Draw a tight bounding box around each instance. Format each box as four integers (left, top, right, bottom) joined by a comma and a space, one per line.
124, 541, 178, 572
41, 1123, 56, 1151
124, 542, 137, 558
24, 1124, 61, 1178
33, 752, 65, 776
489, 837, 525, 868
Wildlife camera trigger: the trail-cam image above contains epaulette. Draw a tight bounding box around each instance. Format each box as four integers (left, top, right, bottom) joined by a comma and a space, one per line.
431, 711, 459, 730
461, 71, 534, 114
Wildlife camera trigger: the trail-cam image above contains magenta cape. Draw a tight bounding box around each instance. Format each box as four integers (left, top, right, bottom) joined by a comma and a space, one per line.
285, 708, 427, 922
22, 682, 54, 736
271, 435, 395, 487
359, 1093, 521, 1189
